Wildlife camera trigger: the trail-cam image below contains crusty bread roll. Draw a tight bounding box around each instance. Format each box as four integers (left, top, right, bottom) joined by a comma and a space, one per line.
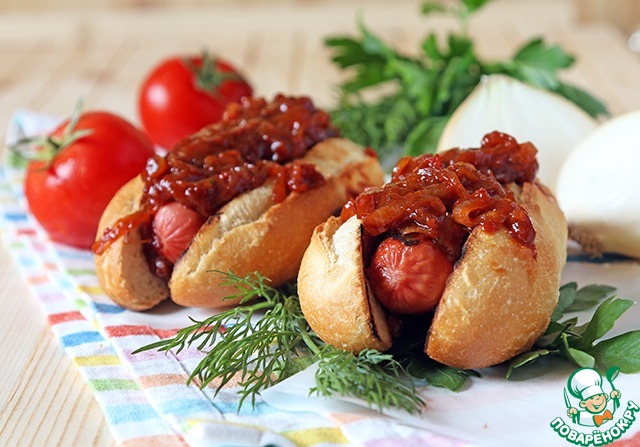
298, 215, 394, 353
94, 138, 384, 310
297, 181, 567, 369
94, 176, 168, 311
425, 181, 567, 368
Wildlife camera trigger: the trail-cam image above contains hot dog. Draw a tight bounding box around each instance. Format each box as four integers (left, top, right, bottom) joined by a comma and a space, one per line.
92, 95, 385, 310
297, 132, 567, 369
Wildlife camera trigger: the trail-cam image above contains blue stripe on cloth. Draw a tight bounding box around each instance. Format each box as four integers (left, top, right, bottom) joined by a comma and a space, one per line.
158, 398, 214, 416
91, 302, 125, 314
2, 212, 28, 221
16, 256, 38, 267
60, 331, 104, 347
57, 249, 95, 261
213, 400, 275, 416
56, 276, 74, 289
104, 404, 159, 425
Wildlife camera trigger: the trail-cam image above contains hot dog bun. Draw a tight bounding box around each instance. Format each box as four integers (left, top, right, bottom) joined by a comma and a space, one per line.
298, 214, 394, 353
94, 176, 168, 311
297, 181, 567, 369
425, 181, 567, 368
94, 138, 384, 310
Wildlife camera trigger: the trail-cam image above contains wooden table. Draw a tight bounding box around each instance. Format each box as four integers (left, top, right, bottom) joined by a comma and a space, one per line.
1, 1, 640, 445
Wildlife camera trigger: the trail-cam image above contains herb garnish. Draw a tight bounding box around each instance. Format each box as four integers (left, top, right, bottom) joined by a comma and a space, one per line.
135, 272, 639, 415
507, 283, 640, 378
134, 271, 425, 414
326, 0, 609, 159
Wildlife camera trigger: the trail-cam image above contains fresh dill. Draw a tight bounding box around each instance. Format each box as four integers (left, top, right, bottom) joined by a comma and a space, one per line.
133, 271, 427, 414
135, 273, 639, 414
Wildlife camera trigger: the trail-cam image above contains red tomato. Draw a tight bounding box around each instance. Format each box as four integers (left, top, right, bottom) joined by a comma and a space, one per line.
24, 111, 154, 249
138, 54, 253, 150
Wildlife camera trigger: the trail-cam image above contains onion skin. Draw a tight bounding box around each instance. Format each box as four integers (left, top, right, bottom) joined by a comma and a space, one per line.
437, 74, 597, 194
556, 110, 640, 259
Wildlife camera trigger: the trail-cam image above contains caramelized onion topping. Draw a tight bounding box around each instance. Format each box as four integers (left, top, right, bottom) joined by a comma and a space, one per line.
93, 95, 338, 273
341, 131, 538, 260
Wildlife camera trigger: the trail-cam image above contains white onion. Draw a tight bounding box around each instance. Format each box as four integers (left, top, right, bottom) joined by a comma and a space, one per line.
556, 110, 640, 258
437, 74, 598, 193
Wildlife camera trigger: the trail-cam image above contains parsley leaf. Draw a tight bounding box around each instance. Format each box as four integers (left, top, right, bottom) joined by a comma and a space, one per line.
507, 284, 640, 377
326, 0, 608, 159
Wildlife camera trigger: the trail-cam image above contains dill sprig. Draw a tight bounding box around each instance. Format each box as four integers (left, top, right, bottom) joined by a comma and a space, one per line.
133, 271, 426, 413
134, 271, 320, 408
134, 271, 638, 415
313, 347, 424, 414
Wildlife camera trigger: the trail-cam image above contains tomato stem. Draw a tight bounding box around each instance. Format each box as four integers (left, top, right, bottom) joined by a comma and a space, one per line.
7, 99, 93, 165
186, 50, 242, 94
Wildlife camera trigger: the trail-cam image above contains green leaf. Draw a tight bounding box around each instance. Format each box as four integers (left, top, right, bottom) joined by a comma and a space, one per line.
589, 331, 640, 373
6, 147, 31, 169
431, 51, 479, 115
405, 116, 448, 156
560, 333, 596, 368
461, 0, 490, 14
513, 38, 575, 72
536, 319, 576, 348
509, 65, 560, 90
569, 284, 618, 312
388, 58, 432, 100
572, 297, 634, 350
566, 348, 596, 368
506, 349, 550, 378
421, 33, 443, 62
407, 355, 476, 391
446, 34, 475, 59
358, 19, 396, 59
324, 37, 377, 68
551, 283, 617, 321
383, 97, 419, 148
421, 1, 448, 16
553, 82, 610, 119
551, 282, 577, 321
341, 65, 393, 92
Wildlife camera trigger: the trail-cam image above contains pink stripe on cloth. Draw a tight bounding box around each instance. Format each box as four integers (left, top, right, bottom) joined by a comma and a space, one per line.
138, 373, 190, 388
105, 324, 155, 338
120, 434, 188, 447
38, 291, 68, 303
48, 310, 85, 325
363, 433, 471, 447
104, 324, 181, 340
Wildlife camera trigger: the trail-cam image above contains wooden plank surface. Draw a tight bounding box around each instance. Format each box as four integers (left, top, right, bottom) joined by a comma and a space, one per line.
1, 1, 640, 445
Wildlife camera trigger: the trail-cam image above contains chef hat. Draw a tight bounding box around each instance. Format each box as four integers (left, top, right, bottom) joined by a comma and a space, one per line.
568, 368, 605, 400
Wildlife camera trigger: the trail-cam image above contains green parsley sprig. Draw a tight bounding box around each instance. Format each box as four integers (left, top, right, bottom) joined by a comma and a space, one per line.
506, 283, 640, 378
326, 0, 609, 159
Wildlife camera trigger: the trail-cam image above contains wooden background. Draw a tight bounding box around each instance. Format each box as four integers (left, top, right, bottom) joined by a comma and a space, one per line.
1, 0, 640, 445
0, 0, 639, 33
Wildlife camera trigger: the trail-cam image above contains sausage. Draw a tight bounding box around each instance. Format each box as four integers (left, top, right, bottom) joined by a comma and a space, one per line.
367, 237, 453, 314
152, 202, 205, 264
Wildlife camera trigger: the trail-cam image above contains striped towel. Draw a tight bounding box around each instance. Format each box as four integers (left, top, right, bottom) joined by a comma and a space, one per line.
1, 111, 467, 447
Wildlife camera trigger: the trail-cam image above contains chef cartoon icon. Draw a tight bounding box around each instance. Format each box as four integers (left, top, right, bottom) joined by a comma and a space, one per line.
566, 367, 622, 427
